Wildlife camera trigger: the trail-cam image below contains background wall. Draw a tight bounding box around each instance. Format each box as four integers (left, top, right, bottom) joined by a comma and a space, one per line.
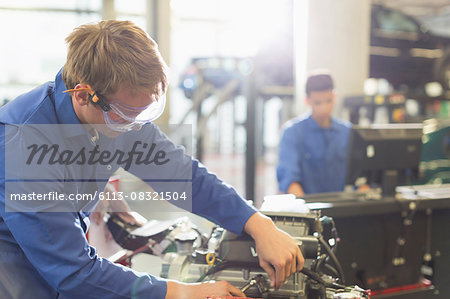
295, 0, 371, 117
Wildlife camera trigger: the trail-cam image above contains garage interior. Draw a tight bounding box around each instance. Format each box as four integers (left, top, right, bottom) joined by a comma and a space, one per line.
0, 0, 450, 298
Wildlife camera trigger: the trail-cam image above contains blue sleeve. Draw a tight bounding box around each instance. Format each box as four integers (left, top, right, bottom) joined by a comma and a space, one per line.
126, 123, 257, 235
277, 125, 303, 192
0, 210, 167, 299
190, 159, 257, 235
0, 124, 168, 299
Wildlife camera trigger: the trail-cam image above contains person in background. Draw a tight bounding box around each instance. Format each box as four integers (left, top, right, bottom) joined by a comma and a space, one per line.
277, 70, 352, 197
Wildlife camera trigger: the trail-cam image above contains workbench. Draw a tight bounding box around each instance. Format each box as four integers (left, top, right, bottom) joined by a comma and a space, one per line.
304, 190, 450, 298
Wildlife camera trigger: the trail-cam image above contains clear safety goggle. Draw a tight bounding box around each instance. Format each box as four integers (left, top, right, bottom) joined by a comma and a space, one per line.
64, 85, 166, 132
103, 94, 166, 132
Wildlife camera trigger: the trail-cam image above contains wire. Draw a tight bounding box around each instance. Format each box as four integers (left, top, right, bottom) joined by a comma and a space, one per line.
197, 261, 231, 282
313, 254, 327, 272
318, 236, 346, 284
330, 219, 340, 254
301, 267, 346, 289
323, 264, 339, 278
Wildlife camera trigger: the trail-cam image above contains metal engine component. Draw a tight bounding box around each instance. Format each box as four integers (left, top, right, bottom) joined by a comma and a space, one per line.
106, 209, 369, 298
160, 212, 322, 298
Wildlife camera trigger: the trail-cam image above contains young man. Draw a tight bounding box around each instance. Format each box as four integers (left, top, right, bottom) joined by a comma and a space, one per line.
277, 71, 352, 197
0, 20, 303, 298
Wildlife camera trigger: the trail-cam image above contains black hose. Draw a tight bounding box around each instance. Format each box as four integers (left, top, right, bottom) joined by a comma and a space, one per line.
197, 261, 251, 282
323, 264, 339, 278
318, 236, 346, 284
314, 254, 327, 272
197, 261, 229, 282
301, 267, 346, 289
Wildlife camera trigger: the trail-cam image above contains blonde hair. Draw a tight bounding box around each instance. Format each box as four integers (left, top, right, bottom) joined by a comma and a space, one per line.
62, 20, 167, 97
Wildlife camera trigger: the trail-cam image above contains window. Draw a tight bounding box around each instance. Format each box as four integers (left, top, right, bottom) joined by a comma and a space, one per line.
0, 0, 146, 102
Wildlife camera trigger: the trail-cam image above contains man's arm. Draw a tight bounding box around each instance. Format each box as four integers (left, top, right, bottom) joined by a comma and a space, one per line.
126, 123, 258, 235
189, 162, 305, 290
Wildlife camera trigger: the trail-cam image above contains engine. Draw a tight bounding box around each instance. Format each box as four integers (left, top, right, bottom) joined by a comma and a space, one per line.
107, 209, 370, 299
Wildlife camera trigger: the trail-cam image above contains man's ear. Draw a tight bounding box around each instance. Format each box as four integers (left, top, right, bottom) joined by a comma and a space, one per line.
71, 84, 90, 106
305, 96, 310, 105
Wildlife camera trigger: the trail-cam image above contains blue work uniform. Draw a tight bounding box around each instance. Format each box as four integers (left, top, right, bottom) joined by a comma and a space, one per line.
277, 114, 351, 194
0, 70, 257, 298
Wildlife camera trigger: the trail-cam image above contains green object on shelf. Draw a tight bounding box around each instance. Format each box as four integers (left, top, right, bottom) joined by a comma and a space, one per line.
420, 119, 450, 184
440, 101, 449, 118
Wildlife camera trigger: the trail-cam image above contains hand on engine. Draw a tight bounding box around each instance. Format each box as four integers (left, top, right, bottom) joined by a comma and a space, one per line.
244, 212, 304, 290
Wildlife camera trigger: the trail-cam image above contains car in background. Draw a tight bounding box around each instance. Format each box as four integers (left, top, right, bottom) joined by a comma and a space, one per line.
370, 4, 450, 93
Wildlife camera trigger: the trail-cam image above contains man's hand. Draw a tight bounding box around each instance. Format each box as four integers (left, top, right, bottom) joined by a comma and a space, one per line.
166, 280, 245, 299
244, 212, 304, 290
287, 182, 305, 198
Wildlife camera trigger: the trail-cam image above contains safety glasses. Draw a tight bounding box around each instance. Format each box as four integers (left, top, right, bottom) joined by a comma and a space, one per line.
103, 94, 166, 132
63, 85, 166, 132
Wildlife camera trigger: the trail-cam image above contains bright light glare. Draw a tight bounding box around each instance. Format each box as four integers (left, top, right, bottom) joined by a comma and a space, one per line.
425, 81, 443, 97
216, 0, 292, 57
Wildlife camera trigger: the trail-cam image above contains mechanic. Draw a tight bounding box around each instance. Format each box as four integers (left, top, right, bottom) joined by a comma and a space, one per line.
277, 71, 352, 197
0, 20, 303, 299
